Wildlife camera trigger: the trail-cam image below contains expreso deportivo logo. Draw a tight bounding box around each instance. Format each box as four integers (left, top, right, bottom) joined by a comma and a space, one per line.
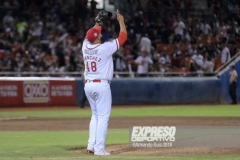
23, 81, 49, 103
131, 126, 176, 142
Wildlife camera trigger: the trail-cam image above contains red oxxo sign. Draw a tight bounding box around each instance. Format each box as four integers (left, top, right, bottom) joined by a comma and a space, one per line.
0, 78, 75, 106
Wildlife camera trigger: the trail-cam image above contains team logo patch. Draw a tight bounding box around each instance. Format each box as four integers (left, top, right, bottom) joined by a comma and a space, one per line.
94, 33, 98, 36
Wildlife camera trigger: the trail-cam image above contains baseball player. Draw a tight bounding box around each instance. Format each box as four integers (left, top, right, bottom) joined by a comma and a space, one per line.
82, 9, 127, 156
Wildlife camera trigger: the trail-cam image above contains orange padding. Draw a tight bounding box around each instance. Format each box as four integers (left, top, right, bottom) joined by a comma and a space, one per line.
118, 31, 127, 47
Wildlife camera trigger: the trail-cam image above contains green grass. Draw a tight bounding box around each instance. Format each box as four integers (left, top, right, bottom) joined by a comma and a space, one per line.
0, 105, 240, 160
0, 129, 239, 160
0, 129, 128, 159
0, 105, 240, 118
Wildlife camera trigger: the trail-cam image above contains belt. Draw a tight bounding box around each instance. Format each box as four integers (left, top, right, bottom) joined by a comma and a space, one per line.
85, 79, 111, 83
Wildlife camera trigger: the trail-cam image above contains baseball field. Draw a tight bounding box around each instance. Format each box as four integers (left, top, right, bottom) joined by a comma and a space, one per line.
0, 105, 240, 160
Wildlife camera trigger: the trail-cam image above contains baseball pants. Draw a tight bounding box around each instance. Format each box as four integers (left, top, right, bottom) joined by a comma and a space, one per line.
84, 81, 112, 152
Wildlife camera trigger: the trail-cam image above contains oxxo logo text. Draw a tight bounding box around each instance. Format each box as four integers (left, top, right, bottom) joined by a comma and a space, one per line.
131, 126, 176, 142
23, 81, 49, 103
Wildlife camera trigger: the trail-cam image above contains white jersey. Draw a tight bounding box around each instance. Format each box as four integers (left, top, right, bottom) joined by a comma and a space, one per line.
221, 47, 231, 65
139, 37, 151, 54
82, 39, 119, 81
173, 21, 185, 36
135, 56, 153, 74
230, 69, 238, 83
200, 23, 211, 35
191, 54, 203, 68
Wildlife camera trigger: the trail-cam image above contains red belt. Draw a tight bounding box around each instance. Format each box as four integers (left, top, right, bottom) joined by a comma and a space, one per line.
92, 80, 101, 82
86, 80, 110, 83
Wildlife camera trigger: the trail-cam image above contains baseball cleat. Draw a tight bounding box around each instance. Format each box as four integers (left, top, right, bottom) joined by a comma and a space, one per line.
87, 149, 94, 154
94, 151, 111, 156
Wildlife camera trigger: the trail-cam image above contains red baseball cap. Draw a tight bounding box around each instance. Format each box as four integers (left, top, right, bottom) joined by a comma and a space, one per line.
85, 26, 102, 43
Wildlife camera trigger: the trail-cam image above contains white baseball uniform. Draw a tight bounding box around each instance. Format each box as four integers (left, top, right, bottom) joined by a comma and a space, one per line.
82, 38, 119, 153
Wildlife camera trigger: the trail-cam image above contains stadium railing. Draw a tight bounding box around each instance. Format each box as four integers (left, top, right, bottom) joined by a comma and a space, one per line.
0, 53, 238, 78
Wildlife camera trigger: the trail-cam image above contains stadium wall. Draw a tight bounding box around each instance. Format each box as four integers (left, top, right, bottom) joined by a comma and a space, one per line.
1, 66, 239, 107
75, 77, 221, 105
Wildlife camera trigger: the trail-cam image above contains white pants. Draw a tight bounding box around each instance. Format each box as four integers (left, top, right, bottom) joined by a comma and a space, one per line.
84, 82, 112, 152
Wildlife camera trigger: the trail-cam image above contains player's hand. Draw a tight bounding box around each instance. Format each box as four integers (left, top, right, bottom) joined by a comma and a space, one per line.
117, 9, 124, 22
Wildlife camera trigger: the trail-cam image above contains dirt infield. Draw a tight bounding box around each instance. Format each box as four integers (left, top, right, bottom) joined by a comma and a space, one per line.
1, 117, 240, 131
73, 144, 240, 155
1, 107, 240, 155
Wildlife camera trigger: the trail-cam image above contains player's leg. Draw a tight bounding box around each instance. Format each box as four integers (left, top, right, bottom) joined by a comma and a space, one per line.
229, 83, 236, 104
94, 83, 112, 153
84, 84, 97, 151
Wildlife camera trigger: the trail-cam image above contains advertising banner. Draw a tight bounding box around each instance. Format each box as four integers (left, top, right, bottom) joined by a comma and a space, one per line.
23, 80, 49, 103
50, 80, 75, 105
0, 78, 76, 106
0, 81, 23, 106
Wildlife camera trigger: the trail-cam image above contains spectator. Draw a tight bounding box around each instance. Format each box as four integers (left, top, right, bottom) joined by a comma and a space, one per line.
21, 55, 30, 71
30, 16, 43, 38
0, 0, 238, 76
151, 51, 160, 72
15, 53, 23, 71
203, 57, 214, 75
186, 42, 197, 57
217, 22, 228, 41
229, 65, 238, 104
1, 53, 15, 71
114, 48, 127, 72
172, 16, 185, 41
35, 55, 46, 72
134, 51, 153, 77
159, 49, 171, 73
138, 33, 152, 58
227, 35, 238, 57
200, 20, 212, 41
11, 40, 23, 58
172, 44, 183, 68
2, 11, 14, 29
221, 43, 231, 65
16, 17, 27, 37
205, 41, 215, 59
190, 51, 204, 71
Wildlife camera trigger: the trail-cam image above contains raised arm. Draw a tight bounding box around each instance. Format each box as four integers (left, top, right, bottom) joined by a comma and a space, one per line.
116, 9, 127, 47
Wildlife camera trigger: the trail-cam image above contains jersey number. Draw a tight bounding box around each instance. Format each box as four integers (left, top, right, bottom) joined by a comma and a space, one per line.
86, 62, 97, 72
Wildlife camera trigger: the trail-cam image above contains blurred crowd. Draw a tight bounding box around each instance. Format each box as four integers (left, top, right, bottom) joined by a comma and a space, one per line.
117, 0, 240, 76
0, 0, 240, 77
